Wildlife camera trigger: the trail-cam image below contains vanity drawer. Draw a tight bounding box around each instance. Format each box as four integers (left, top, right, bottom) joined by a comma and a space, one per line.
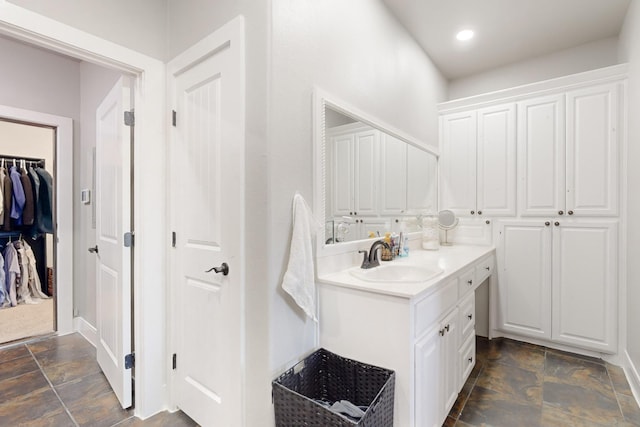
458, 268, 476, 297
414, 279, 458, 338
459, 333, 476, 387
475, 255, 495, 285
459, 292, 475, 342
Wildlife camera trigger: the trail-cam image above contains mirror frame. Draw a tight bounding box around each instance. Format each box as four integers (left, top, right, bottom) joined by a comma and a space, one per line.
312, 87, 440, 257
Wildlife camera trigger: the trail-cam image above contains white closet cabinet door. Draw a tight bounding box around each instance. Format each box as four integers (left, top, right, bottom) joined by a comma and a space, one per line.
517, 95, 566, 216
380, 133, 407, 215
477, 103, 516, 216
440, 111, 477, 217
552, 221, 617, 353
566, 83, 619, 216
407, 144, 437, 213
496, 220, 552, 339
414, 326, 444, 427
331, 134, 354, 216
353, 129, 379, 216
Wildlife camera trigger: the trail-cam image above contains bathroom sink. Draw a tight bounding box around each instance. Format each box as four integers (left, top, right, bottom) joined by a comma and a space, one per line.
349, 264, 443, 283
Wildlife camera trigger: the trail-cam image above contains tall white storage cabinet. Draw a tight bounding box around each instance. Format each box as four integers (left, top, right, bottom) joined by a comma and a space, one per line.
439, 65, 626, 356
440, 104, 516, 218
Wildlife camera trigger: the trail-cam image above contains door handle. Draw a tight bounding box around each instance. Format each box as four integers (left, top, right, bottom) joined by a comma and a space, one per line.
88, 245, 98, 254
205, 262, 229, 276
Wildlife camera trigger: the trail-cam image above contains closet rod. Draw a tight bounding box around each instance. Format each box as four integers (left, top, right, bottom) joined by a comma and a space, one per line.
0, 155, 45, 166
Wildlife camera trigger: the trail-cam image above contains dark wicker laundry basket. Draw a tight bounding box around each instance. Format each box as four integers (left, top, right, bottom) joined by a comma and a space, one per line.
272, 348, 395, 427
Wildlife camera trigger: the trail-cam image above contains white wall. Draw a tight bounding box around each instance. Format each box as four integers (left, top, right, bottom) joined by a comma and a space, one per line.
269, 0, 446, 375
77, 62, 122, 326
6, 0, 166, 60
618, 0, 640, 390
449, 37, 621, 100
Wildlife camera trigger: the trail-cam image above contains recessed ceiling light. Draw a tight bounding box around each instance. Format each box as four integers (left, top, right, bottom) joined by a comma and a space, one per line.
456, 29, 475, 41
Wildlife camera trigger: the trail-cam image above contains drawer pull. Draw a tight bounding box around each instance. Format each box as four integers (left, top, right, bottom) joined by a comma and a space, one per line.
485, 266, 490, 271
439, 329, 445, 336
467, 280, 473, 286
445, 324, 450, 332
468, 357, 473, 364
467, 314, 473, 320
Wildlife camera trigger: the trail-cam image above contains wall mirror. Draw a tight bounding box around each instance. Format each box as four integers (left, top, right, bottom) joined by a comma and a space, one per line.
313, 89, 438, 253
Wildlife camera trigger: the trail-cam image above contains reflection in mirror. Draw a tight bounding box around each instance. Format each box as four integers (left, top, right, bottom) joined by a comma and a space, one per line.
323, 106, 438, 245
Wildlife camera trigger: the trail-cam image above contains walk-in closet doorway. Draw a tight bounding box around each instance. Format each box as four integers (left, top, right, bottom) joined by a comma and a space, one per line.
0, 119, 56, 344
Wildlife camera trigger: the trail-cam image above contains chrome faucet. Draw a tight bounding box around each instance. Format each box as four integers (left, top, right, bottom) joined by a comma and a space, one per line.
358, 240, 391, 269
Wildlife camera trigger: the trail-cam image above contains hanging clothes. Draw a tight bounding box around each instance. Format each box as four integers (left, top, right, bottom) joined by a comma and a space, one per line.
0, 250, 6, 307
3, 243, 19, 307
22, 240, 48, 300
34, 167, 53, 234
2, 169, 11, 231
9, 165, 25, 225
0, 167, 4, 227
13, 240, 35, 305
20, 167, 35, 226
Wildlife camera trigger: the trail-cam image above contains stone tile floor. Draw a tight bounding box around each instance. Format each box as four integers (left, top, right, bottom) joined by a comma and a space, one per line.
0, 333, 198, 426
445, 337, 640, 427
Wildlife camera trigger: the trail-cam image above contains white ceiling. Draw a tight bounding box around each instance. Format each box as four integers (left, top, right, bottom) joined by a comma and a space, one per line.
381, 0, 631, 79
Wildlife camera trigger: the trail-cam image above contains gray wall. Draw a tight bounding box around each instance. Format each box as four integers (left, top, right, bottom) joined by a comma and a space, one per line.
449, 37, 621, 99
7, 0, 166, 60
619, 0, 640, 388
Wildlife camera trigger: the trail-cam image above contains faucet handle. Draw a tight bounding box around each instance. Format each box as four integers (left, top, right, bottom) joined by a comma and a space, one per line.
358, 250, 369, 269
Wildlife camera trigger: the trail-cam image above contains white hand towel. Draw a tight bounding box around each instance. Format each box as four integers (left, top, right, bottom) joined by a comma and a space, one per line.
281, 192, 322, 321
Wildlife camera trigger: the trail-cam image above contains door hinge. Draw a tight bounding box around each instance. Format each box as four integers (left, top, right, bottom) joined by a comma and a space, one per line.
172, 353, 177, 370
125, 353, 135, 369
124, 110, 135, 127
172, 110, 177, 127
171, 231, 176, 248
124, 232, 134, 247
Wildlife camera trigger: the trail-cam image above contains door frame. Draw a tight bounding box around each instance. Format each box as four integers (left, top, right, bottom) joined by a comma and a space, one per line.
166, 15, 246, 418
0, 1, 167, 418
0, 106, 72, 335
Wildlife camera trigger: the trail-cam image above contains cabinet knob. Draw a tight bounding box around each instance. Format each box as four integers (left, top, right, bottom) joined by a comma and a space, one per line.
545, 221, 550, 226
470, 210, 475, 215
350, 212, 353, 215
558, 210, 564, 215
354, 212, 358, 215
478, 210, 483, 215
467, 314, 473, 320
468, 357, 474, 364
467, 280, 473, 286
485, 220, 491, 225
395, 219, 399, 223
445, 324, 450, 332
439, 329, 445, 336
485, 266, 490, 271
568, 210, 574, 215
555, 221, 560, 226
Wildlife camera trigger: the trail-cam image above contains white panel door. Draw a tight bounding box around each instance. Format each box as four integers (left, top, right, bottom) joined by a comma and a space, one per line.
169, 18, 244, 427
353, 129, 379, 216
477, 103, 516, 216
440, 111, 477, 217
380, 133, 407, 214
497, 220, 552, 339
95, 76, 132, 409
552, 221, 617, 352
566, 83, 619, 216
517, 95, 566, 216
331, 134, 354, 216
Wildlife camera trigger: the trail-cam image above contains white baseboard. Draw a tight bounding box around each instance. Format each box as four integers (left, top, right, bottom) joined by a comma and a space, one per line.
73, 316, 97, 347
624, 350, 640, 407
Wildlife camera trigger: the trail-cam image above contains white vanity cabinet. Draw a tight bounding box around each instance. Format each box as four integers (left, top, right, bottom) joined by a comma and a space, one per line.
327, 124, 379, 217
318, 248, 495, 427
518, 83, 620, 217
497, 219, 618, 353
440, 103, 516, 218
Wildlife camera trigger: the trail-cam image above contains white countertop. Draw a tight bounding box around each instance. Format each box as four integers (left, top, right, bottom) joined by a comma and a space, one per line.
317, 245, 495, 299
